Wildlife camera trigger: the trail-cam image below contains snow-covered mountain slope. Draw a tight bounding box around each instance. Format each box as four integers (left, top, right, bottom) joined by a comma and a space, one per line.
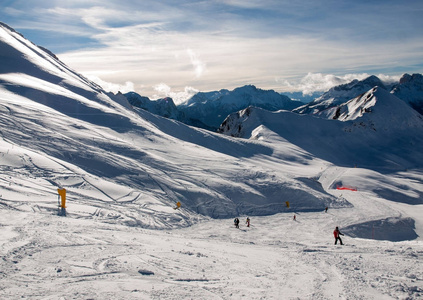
0, 22, 347, 226
177, 85, 302, 130
391, 73, 423, 115
293, 75, 387, 115
218, 91, 423, 201
0, 22, 132, 118
294, 74, 423, 118
314, 86, 423, 126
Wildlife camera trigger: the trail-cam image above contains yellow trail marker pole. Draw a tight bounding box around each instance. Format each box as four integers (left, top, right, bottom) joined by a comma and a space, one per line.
57, 188, 67, 216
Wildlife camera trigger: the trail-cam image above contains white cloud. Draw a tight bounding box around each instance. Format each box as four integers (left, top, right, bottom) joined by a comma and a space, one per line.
87, 75, 134, 94
153, 83, 198, 104
376, 74, 402, 84
4, 7, 25, 16
281, 73, 403, 95
187, 49, 206, 78
153, 83, 171, 96
217, 0, 265, 9
34, 1, 420, 100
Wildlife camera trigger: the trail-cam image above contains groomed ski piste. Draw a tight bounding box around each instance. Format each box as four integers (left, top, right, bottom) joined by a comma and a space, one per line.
0, 22, 423, 299
1, 179, 422, 299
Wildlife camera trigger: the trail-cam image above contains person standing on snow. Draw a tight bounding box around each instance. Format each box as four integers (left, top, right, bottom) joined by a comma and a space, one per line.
234, 217, 240, 228
333, 226, 344, 245
246, 217, 250, 227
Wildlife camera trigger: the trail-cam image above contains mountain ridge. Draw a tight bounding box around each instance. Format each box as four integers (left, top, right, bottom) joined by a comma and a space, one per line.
125, 74, 423, 132
391, 73, 423, 114
293, 74, 423, 118
127, 84, 302, 131
218, 86, 423, 172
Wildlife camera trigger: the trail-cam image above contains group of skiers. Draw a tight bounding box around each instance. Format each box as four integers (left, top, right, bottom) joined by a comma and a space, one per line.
234, 214, 345, 246
233, 217, 250, 228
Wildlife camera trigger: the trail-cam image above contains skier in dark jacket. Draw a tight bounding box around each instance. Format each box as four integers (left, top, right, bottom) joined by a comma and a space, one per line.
234, 217, 240, 228
333, 226, 344, 245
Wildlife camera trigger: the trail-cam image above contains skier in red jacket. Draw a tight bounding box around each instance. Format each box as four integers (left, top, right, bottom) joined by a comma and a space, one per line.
333, 226, 344, 245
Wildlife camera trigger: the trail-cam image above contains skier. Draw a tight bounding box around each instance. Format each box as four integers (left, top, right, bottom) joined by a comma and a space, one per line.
325, 207, 328, 213
246, 217, 250, 227
234, 217, 240, 228
333, 226, 344, 245
293, 214, 296, 221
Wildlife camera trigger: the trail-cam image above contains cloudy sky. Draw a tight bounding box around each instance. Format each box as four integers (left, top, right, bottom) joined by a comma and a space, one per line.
2, 0, 423, 102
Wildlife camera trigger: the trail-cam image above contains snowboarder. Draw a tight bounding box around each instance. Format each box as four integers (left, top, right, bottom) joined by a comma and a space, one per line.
333, 226, 344, 245
246, 217, 250, 227
234, 217, 240, 228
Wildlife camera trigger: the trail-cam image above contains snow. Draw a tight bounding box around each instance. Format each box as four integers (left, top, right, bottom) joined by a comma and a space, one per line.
0, 22, 422, 299
293, 75, 388, 115
1, 196, 422, 299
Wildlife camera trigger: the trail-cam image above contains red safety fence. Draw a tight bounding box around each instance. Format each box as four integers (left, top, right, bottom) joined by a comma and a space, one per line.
336, 185, 357, 191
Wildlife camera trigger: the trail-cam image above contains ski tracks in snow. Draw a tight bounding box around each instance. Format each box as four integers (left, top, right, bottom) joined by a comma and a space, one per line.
0, 207, 422, 299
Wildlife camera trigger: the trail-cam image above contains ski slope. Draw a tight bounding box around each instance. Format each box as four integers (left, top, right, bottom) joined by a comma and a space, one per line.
0, 185, 422, 299
0, 22, 422, 299
1, 95, 422, 298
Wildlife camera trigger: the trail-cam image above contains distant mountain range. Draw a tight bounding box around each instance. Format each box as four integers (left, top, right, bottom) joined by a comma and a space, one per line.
217, 86, 423, 171
126, 74, 423, 131
293, 74, 423, 117
391, 73, 423, 115
126, 85, 302, 131
280, 91, 323, 103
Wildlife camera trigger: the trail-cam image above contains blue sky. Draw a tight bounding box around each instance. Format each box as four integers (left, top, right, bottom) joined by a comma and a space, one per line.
1, 0, 423, 102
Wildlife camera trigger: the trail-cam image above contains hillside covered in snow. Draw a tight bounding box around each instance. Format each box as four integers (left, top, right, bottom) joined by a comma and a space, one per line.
0, 21, 345, 224
0, 22, 422, 299
294, 74, 423, 118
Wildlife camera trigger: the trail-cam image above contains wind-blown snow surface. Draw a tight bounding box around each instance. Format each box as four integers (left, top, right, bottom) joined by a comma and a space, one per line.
1, 23, 423, 299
